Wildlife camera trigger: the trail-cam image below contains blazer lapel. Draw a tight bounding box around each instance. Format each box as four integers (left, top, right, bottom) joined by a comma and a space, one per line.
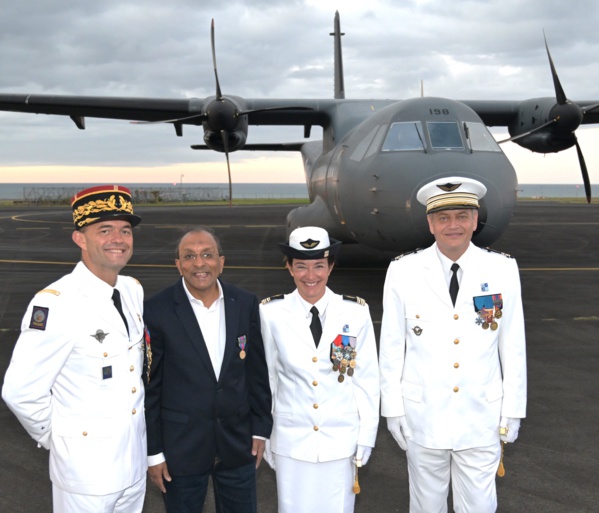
173, 279, 217, 380
286, 291, 320, 352
219, 281, 240, 381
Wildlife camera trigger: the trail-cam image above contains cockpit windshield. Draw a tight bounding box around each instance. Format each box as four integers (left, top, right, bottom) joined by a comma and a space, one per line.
427, 122, 463, 149
381, 122, 425, 151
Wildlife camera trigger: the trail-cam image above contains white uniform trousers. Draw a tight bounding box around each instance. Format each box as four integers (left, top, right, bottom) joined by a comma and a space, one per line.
406, 440, 501, 513
275, 454, 355, 513
52, 475, 146, 513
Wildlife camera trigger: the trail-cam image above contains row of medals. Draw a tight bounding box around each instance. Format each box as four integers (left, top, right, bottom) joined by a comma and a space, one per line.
479, 307, 502, 330
332, 351, 357, 383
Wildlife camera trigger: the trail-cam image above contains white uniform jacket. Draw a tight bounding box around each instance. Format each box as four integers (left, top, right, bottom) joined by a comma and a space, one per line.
260, 288, 380, 463
379, 243, 527, 451
2, 262, 147, 495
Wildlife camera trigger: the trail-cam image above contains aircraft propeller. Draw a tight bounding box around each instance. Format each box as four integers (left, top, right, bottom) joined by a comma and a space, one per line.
499, 34, 599, 203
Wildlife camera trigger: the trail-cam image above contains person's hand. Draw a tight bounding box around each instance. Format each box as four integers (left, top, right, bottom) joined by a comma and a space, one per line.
353, 445, 372, 467
499, 417, 521, 443
262, 439, 275, 471
252, 437, 266, 469
148, 461, 171, 493
387, 416, 411, 451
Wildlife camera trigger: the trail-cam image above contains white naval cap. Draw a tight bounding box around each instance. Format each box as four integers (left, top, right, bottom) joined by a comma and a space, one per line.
417, 176, 487, 214
279, 226, 342, 260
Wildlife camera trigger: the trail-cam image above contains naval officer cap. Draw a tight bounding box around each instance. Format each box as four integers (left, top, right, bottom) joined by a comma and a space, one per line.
70, 185, 142, 229
417, 176, 487, 214
279, 226, 342, 260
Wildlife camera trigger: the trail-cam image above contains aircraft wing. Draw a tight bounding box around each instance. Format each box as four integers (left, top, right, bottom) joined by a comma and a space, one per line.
463, 99, 599, 126
0, 94, 335, 127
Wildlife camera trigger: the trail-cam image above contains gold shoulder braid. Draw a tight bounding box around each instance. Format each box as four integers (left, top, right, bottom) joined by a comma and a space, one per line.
342, 295, 367, 306
261, 294, 284, 305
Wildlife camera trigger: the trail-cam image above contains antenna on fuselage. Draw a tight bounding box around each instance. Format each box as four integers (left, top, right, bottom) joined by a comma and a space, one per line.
330, 11, 345, 99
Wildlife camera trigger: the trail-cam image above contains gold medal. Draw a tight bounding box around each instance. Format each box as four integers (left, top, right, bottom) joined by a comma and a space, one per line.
482, 322, 489, 330
491, 321, 498, 331
340, 366, 346, 374
341, 358, 348, 367
333, 364, 339, 372
338, 374, 345, 383
495, 309, 502, 319
349, 360, 356, 369
239, 350, 246, 359
347, 367, 354, 377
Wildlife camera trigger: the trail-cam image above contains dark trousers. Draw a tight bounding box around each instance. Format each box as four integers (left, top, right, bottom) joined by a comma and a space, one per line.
163, 461, 257, 513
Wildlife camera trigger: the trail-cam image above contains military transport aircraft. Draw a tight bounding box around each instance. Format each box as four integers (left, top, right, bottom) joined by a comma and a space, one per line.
0, 11, 598, 253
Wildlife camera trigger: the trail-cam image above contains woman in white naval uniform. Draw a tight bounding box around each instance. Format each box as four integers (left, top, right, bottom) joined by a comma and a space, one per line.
260, 227, 380, 513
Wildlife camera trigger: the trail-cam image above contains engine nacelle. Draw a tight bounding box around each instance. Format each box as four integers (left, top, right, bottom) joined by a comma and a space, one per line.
508, 97, 580, 153
201, 95, 249, 152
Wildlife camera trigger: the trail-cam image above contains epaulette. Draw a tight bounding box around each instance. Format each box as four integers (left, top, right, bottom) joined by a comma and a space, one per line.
393, 248, 422, 261
343, 295, 367, 306
131, 277, 141, 285
36, 289, 61, 296
261, 294, 284, 305
484, 247, 514, 259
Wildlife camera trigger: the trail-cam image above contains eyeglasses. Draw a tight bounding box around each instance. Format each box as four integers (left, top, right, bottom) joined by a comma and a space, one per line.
180, 252, 220, 262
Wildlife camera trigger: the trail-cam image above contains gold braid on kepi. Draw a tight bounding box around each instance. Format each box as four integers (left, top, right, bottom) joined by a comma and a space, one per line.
416, 176, 487, 214
70, 185, 142, 229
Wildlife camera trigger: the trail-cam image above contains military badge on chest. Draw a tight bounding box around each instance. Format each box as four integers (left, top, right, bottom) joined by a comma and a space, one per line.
474, 293, 503, 330
330, 324, 357, 383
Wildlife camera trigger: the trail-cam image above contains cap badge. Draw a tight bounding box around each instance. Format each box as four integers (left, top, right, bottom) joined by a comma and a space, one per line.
300, 238, 320, 249
437, 183, 461, 192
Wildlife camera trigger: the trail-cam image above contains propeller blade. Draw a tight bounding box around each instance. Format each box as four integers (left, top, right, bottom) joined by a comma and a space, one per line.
582, 102, 599, 115
237, 105, 313, 117
574, 138, 592, 203
544, 32, 567, 105
211, 19, 223, 100
220, 129, 233, 207
130, 112, 207, 125
497, 117, 558, 144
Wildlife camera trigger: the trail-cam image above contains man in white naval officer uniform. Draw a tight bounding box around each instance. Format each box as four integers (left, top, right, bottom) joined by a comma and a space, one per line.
379, 177, 527, 513
260, 226, 380, 513
2, 185, 148, 513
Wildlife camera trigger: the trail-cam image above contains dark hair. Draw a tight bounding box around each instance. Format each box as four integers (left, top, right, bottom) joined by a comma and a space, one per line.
285, 255, 336, 266
175, 227, 224, 259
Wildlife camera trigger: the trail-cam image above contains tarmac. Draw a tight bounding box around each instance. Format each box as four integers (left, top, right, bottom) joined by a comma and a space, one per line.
0, 201, 597, 513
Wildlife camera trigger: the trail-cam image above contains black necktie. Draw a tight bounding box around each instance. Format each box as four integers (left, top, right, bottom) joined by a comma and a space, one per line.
449, 263, 460, 306
309, 306, 322, 348
112, 289, 129, 335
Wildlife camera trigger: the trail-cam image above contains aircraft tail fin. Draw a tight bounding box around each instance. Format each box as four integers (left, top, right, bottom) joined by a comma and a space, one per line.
330, 11, 345, 100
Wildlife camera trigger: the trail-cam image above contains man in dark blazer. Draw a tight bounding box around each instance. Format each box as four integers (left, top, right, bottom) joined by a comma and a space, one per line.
144, 227, 272, 513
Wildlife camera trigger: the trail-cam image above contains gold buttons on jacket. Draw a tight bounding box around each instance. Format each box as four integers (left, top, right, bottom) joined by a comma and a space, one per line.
103, 352, 108, 357
453, 387, 459, 393
130, 365, 135, 372
453, 314, 459, 320
454, 363, 460, 368
132, 408, 137, 415
415, 314, 420, 319
82, 431, 88, 436
313, 403, 319, 409
312, 357, 318, 362
313, 426, 319, 431
131, 387, 137, 393
312, 380, 318, 386
454, 339, 460, 345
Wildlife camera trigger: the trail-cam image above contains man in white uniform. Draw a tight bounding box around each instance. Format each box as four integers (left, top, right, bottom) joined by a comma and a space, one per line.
260, 227, 380, 513
2, 185, 147, 513
380, 177, 527, 513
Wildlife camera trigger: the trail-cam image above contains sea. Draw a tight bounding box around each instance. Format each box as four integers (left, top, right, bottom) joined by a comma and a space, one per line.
0, 182, 594, 201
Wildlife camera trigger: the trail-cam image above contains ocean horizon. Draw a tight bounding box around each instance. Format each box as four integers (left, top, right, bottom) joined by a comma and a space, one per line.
0, 182, 594, 201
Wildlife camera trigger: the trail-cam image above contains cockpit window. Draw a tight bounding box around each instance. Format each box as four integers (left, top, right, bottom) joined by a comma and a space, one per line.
427, 122, 463, 149
381, 122, 425, 152
464, 122, 501, 152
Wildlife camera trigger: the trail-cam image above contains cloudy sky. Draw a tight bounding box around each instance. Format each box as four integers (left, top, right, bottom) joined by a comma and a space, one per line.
0, 0, 598, 184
